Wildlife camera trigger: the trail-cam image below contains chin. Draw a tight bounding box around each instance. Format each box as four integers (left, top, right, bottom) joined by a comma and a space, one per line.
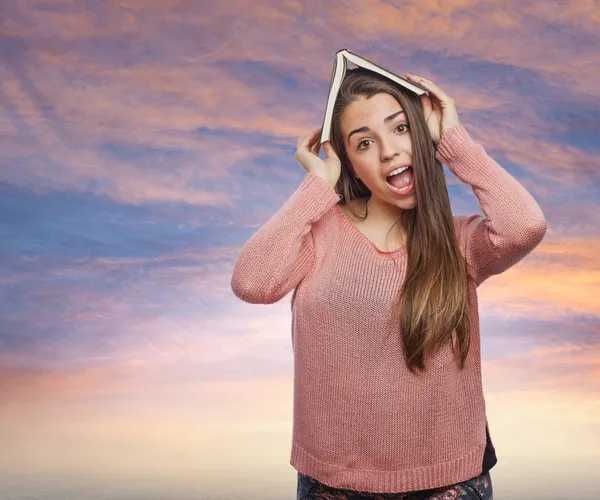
390, 192, 417, 210
398, 200, 417, 211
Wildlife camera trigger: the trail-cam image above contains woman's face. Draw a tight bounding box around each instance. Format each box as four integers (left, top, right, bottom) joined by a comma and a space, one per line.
340, 92, 417, 210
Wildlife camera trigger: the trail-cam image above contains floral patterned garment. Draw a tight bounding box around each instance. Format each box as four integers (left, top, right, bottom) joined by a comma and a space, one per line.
297, 470, 493, 500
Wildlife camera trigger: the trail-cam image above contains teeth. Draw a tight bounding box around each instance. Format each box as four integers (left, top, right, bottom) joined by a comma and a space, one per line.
387, 166, 410, 177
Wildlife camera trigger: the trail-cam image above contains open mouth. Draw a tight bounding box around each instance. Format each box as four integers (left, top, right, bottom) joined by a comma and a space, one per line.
386, 166, 414, 196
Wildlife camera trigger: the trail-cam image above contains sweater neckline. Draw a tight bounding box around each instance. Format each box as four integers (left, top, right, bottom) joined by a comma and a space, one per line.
335, 203, 407, 257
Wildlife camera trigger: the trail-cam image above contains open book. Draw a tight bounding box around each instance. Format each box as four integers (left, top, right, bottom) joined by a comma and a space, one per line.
320, 49, 430, 144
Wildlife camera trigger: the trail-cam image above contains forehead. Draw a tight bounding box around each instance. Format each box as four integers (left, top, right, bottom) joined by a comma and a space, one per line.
342, 93, 402, 126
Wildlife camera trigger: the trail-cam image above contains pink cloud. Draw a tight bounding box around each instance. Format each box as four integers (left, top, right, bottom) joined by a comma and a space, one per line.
2, 0, 598, 210
478, 237, 600, 317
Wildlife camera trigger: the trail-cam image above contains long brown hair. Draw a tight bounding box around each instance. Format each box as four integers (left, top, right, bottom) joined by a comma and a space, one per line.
328, 67, 471, 374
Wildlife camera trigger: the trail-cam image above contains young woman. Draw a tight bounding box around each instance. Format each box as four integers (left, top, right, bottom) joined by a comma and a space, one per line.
231, 67, 547, 499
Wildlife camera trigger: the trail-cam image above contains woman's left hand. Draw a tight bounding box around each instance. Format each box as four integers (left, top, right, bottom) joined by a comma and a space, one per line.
405, 73, 460, 145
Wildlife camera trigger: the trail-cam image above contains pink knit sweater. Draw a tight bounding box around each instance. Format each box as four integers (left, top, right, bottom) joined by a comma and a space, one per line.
231, 124, 547, 493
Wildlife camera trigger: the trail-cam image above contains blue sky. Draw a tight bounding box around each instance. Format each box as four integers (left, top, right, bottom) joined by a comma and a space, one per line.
1, 1, 599, 499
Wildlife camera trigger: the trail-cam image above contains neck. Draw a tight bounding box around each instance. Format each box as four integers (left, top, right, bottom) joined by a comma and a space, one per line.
352, 196, 407, 245
365, 195, 404, 228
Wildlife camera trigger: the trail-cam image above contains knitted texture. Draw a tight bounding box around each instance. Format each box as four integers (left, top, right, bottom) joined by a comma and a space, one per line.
231, 124, 547, 493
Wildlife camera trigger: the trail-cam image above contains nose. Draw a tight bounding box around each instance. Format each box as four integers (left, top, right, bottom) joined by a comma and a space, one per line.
380, 136, 402, 161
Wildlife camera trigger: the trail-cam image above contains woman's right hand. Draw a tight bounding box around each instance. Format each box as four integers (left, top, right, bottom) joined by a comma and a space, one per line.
295, 128, 341, 189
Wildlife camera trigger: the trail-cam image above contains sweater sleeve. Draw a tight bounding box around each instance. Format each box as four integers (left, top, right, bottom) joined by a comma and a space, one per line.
231, 172, 341, 304
436, 124, 547, 286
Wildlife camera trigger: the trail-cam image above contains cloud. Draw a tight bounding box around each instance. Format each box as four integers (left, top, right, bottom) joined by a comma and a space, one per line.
483, 337, 600, 396
1, 0, 598, 212
327, 0, 598, 96
0, 245, 240, 377
477, 236, 600, 318
1, 4, 599, 496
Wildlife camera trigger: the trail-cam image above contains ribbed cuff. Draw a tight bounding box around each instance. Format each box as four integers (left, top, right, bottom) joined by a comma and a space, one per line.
299, 173, 343, 204
435, 124, 473, 165
291, 440, 486, 494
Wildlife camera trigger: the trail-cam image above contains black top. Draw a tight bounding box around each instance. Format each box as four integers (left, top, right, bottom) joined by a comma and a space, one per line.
481, 421, 498, 474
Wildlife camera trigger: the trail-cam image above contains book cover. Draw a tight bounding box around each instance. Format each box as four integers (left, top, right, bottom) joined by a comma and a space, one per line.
320, 49, 430, 144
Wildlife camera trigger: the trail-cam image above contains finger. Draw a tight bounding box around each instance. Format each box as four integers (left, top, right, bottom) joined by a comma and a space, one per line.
407, 74, 452, 103
313, 128, 323, 147
323, 141, 338, 159
308, 131, 320, 153
301, 128, 322, 149
420, 93, 433, 116
310, 137, 320, 155
297, 134, 309, 150
312, 128, 324, 149
418, 94, 437, 127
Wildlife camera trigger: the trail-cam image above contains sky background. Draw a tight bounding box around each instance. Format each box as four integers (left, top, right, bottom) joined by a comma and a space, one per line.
1, 1, 599, 499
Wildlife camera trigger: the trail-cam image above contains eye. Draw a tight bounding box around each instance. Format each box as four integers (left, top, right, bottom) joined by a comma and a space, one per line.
396, 123, 409, 134
357, 123, 410, 150
357, 139, 372, 150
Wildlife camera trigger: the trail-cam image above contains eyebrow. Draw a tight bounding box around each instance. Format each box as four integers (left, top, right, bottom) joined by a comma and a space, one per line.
347, 110, 406, 142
